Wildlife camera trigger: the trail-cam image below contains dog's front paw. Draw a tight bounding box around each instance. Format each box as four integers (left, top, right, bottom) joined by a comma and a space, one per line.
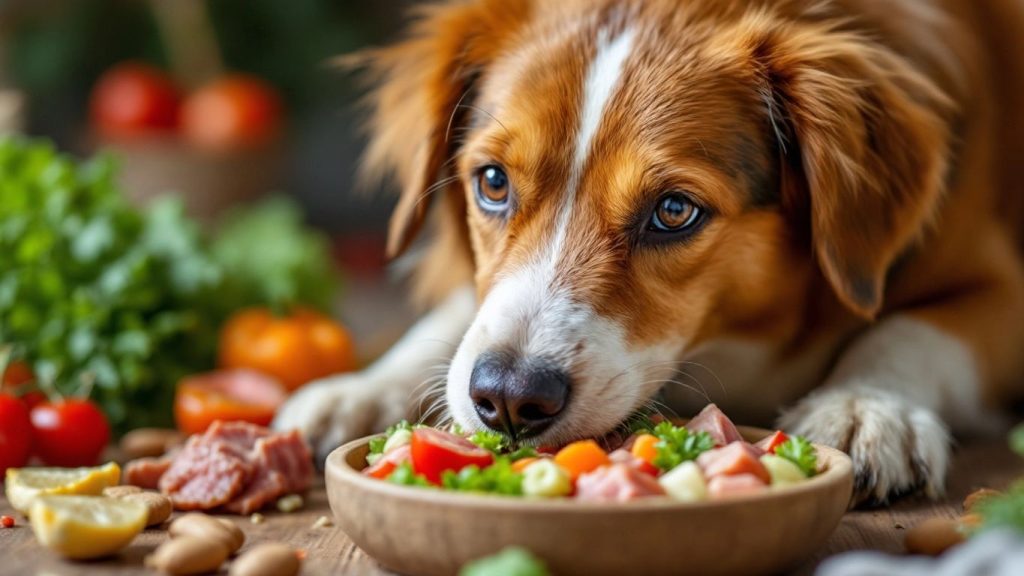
778, 387, 951, 504
272, 372, 409, 463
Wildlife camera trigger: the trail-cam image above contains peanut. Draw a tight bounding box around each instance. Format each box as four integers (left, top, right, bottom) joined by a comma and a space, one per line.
102, 485, 143, 498
904, 517, 966, 556
122, 492, 173, 527
228, 543, 301, 576
963, 488, 1001, 513
169, 513, 245, 554
120, 428, 184, 460
146, 535, 229, 575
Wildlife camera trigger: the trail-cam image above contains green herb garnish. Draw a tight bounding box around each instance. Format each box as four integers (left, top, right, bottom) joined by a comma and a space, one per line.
649, 421, 715, 471
441, 458, 523, 495
775, 436, 818, 477
386, 462, 431, 487
469, 429, 507, 453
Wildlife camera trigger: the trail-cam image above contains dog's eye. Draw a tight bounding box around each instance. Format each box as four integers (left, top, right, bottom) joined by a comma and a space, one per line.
474, 165, 511, 213
649, 193, 703, 233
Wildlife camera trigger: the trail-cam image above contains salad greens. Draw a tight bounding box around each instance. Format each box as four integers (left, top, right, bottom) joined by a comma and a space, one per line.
387, 463, 432, 487
460, 547, 549, 576
469, 430, 508, 453
0, 137, 339, 432
775, 436, 818, 477
441, 458, 524, 495
369, 421, 414, 455
649, 421, 715, 471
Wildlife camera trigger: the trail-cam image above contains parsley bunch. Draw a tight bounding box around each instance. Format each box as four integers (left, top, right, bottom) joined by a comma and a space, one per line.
649, 421, 715, 471
775, 436, 818, 477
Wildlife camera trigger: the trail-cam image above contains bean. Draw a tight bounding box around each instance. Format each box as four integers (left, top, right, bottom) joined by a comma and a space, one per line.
146, 536, 229, 575
228, 543, 301, 576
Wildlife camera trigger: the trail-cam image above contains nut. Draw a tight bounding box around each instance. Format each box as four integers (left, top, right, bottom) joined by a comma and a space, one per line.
228, 543, 301, 576
963, 488, 1001, 513
120, 428, 184, 460
905, 517, 966, 556
169, 513, 245, 554
146, 535, 229, 575
276, 494, 303, 513
312, 515, 333, 529
102, 485, 143, 498
249, 513, 265, 525
122, 492, 173, 527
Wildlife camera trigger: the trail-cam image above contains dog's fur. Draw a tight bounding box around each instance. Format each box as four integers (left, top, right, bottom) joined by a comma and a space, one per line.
274, 0, 1024, 502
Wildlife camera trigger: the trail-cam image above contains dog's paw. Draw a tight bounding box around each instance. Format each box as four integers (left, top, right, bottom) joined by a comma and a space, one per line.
272, 372, 409, 463
778, 387, 951, 505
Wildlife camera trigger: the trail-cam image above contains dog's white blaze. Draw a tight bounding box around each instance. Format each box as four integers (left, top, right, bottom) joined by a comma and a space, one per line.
548, 26, 635, 268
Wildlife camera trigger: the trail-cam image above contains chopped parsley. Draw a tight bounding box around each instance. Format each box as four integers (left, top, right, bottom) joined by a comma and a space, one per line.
441, 458, 523, 495
649, 421, 715, 471
386, 462, 431, 487
775, 436, 818, 477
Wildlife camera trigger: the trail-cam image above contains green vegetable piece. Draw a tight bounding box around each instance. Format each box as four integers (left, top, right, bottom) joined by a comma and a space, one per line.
775, 436, 818, 477
508, 446, 538, 461
975, 481, 1024, 534
369, 421, 414, 455
460, 547, 549, 576
1010, 423, 1024, 458
441, 458, 523, 495
469, 430, 507, 453
649, 421, 714, 471
386, 463, 432, 487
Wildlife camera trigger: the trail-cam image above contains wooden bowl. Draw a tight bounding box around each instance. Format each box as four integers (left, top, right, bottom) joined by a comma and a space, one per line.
326, 426, 853, 576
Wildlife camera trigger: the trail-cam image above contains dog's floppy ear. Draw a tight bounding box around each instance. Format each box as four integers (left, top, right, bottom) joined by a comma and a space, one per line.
758, 22, 955, 318
350, 0, 529, 259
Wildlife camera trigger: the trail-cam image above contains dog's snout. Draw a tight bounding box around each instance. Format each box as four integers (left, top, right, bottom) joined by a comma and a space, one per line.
469, 351, 570, 438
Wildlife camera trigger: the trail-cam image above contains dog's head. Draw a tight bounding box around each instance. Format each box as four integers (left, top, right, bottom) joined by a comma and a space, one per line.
358, 0, 953, 444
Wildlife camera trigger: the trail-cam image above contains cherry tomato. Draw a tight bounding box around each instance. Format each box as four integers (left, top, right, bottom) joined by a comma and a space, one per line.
0, 394, 32, 475
363, 445, 412, 479
219, 307, 356, 392
174, 369, 287, 435
181, 74, 282, 150
30, 399, 110, 467
410, 428, 494, 484
90, 62, 180, 137
755, 430, 789, 454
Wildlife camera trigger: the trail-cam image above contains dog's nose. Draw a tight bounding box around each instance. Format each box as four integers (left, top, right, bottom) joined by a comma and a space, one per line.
469, 351, 570, 438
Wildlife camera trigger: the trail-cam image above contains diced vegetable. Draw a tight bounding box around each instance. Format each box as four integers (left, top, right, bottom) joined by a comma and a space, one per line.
760, 454, 807, 487
411, 428, 495, 484
630, 434, 659, 465
775, 436, 818, 477
386, 463, 432, 487
469, 430, 507, 453
363, 445, 411, 479
755, 431, 789, 454
441, 459, 523, 495
658, 461, 707, 502
368, 421, 414, 456
553, 441, 611, 481
384, 429, 413, 454
649, 422, 715, 471
522, 460, 572, 498
697, 442, 771, 484
512, 457, 540, 473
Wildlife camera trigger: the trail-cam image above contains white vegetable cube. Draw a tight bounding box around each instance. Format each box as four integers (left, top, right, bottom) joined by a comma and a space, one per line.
365, 452, 383, 466
761, 454, 807, 487
522, 460, 572, 498
383, 429, 413, 453
658, 461, 707, 502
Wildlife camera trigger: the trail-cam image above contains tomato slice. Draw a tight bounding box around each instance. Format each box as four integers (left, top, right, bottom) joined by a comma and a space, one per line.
363, 445, 412, 479
410, 428, 494, 484
755, 430, 789, 454
174, 369, 287, 435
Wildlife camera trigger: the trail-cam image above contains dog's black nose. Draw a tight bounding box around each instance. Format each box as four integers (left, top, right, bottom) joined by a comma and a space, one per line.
469, 351, 570, 438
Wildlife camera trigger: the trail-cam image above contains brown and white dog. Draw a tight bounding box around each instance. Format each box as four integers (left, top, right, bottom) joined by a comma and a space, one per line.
274, 0, 1024, 503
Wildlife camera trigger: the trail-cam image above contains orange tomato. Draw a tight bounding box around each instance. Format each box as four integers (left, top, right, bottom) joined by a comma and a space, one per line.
553, 440, 611, 481
511, 457, 540, 473
181, 74, 282, 150
630, 433, 660, 465
218, 307, 356, 391
174, 369, 287, 435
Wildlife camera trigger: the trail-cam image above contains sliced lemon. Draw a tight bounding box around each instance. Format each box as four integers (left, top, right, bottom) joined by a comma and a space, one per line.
5, 462, 121, 514
30, 495, 147, 559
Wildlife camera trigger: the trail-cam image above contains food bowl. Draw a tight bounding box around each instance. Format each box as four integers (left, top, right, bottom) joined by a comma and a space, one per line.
326, 426, 853, 576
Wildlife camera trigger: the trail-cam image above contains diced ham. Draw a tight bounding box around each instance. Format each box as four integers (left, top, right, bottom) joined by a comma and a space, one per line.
159, 435, 254, 510
575, 464, 665, 502
224, 430, 314, 514
707, 473, 768, 499
608, 449, 659, 477
123, 454, 173, 489
697, 441, 770, 483
685, 403, 742, 447
363, 445, 412, 479
755, 430, 789, 454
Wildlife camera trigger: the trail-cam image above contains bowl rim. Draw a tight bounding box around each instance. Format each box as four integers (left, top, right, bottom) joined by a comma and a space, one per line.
326, 427, 854, 513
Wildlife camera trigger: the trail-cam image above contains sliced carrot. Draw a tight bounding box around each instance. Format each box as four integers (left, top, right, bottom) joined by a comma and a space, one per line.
554, 440, 611, 480
511, 457, 540, 473
630, 434, 660, 465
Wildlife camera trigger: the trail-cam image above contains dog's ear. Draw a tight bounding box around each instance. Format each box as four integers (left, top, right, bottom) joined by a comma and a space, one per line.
349, 0, 529, 259
758, 22, 955, 318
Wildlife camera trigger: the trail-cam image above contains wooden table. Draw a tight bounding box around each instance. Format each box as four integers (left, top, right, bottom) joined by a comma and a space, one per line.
2, 440, 1020, 576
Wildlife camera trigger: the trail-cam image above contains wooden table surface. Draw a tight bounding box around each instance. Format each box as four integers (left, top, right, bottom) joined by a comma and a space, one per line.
1, 440, 1020, 576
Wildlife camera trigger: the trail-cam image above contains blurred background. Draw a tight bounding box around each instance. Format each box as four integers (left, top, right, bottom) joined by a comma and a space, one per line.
0, 0, 426, 432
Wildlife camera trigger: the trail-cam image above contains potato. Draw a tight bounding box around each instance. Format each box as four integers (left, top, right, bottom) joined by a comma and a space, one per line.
760, 455, 807, 487
521, 460, 572, 498
658, 461, 707, 502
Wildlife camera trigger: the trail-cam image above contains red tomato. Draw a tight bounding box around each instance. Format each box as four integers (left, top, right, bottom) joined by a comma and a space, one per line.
410, 428, 494, 484
174, 369, 287, 436
363, 445, 412, 479
0, 394, 32, 475
30, 399, 111, 467
755, 431, 789, 454
1, 361, 44, 410
90, 62, 180, 137
181, 74, 282, 150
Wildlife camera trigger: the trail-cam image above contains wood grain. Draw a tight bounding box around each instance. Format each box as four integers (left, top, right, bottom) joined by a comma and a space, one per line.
1, 440, 1020, 576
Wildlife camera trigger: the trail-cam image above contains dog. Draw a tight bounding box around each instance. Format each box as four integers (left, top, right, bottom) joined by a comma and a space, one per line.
274, 0, 1024, 503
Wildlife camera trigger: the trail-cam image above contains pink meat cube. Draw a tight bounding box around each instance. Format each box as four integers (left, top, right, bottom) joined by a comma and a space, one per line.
686, 403, 743, 446
707, 473, 768, 499
697, 441, 770, 483
575, 464, 665, 502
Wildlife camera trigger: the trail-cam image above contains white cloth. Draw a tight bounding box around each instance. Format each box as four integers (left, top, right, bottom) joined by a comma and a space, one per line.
816, 530, 1024, 576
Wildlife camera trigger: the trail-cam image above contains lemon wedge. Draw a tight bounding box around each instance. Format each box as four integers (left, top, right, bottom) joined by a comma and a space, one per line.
5, 462, 121, 514
30, 495, 147, 559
